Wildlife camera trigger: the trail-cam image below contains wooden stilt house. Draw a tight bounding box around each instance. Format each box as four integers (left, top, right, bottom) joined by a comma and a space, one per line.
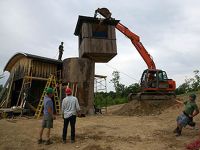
74, 15, 119, 62
0, 52, 62, 114
0, 15, 119, 115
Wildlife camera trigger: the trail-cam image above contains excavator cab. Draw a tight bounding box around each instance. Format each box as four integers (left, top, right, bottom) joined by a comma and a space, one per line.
135, 69, 176, 100
141, 69, 170, 90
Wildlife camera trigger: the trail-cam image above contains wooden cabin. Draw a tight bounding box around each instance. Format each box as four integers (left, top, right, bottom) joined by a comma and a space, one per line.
0, 52, 62, 113
74, 16, 119, 62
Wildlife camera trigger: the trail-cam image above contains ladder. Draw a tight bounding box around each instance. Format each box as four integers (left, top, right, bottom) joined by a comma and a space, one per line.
16, 76, 32, 107
34, 74, 60, 119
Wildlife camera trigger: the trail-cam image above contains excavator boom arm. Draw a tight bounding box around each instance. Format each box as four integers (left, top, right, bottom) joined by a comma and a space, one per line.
95, 8, 156, 69
116, 23, 156, 69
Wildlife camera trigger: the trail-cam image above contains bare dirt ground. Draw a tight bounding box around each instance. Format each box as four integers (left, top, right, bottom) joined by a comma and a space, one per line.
0, 94, 200, 150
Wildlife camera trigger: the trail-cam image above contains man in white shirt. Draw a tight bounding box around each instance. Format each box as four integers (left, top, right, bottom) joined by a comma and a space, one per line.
62, 87, 80, 143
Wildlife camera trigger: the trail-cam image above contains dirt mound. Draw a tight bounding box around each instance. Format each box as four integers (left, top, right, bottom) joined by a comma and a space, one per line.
113, 99, 176, 116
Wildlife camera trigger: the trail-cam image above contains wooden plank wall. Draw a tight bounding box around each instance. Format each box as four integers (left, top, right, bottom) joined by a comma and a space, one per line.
31, 60, 57, 78
10, 58, 31, 81
10, 58, 58, 80
80, 38, 115, 54
79, 38, 117, 61
79, 23, 91, 57
81, 23, 92, 38
108, 25, 116, 40
79, 22, 117, 62
81, 23, 116, 40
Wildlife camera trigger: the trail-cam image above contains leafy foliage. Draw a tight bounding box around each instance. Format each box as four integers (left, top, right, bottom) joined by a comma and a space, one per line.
95, 71, 140, 107
176, 70, 200, 95
94, 92, 128, 107
95, 70, 200, 106
110, 71, 121, 94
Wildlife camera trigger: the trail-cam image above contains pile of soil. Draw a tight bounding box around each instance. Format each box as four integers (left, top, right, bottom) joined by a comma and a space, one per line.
113, 99, 176, 116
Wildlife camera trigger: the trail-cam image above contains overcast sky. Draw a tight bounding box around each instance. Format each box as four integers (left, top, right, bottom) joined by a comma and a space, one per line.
0, 0, 200, 91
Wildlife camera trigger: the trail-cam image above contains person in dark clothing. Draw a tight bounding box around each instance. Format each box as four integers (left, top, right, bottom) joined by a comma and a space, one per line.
94, 104, 102, 114
174, 94, 199, 136
58, 42, 64, 60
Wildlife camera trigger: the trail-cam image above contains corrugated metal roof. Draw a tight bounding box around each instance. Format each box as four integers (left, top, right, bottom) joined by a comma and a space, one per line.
74, 15, 120, 36
4, 52, 62, 72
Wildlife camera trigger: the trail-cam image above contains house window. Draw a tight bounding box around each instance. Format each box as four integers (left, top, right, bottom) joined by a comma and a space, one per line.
92, 24, 108, 38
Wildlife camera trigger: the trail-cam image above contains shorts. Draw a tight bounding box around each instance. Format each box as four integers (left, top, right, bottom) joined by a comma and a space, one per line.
177, 113, 190, 127
42, 115, 53, 128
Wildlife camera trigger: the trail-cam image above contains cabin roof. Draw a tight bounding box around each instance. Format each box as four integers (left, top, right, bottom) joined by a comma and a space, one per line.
74, 15, 120, 36
4, 52, 62, 72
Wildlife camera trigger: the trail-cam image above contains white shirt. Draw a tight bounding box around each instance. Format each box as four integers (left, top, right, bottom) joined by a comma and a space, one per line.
62, 95, 80, 118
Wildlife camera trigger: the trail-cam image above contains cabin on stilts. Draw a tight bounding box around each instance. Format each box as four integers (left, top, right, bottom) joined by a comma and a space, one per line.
0, 53, 62, 114
0, 15, 119, 116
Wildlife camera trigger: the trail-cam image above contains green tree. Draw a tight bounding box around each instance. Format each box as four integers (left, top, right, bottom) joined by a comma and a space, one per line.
95, 71, 141, 106
175, 83, 189, 95
191, 70, 200, 91
110, 71, 129, 96
176, 70, 200, 95
110, 71, 121, 94
126, 83, 140, 94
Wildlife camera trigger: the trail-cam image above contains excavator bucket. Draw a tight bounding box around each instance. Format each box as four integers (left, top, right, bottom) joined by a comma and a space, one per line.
94, 8, 112, 19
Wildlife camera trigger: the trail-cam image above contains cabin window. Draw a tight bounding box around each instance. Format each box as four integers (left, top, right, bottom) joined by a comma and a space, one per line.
158, 71, 168, 80
92, 24, 108, 38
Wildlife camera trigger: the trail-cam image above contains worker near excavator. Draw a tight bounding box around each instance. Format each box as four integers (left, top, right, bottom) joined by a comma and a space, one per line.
147, 73, 156, 88
58, 42, 64, 60
62, 87, 80, 144
174, 94, 199, 136
38, 87, 55, 145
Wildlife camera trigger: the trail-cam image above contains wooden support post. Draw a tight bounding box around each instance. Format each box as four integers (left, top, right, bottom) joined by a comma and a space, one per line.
5, 73, 14, 107
59, 83, 62, 102
16, 78, 25, 106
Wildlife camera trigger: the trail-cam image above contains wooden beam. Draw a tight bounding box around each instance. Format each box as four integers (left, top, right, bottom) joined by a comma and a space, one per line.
16, 78, 25, 106
5, 73, 15, 107
24, 76, 48, 81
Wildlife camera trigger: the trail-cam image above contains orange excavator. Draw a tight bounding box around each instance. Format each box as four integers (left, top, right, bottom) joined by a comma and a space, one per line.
94, 8, 176, 100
